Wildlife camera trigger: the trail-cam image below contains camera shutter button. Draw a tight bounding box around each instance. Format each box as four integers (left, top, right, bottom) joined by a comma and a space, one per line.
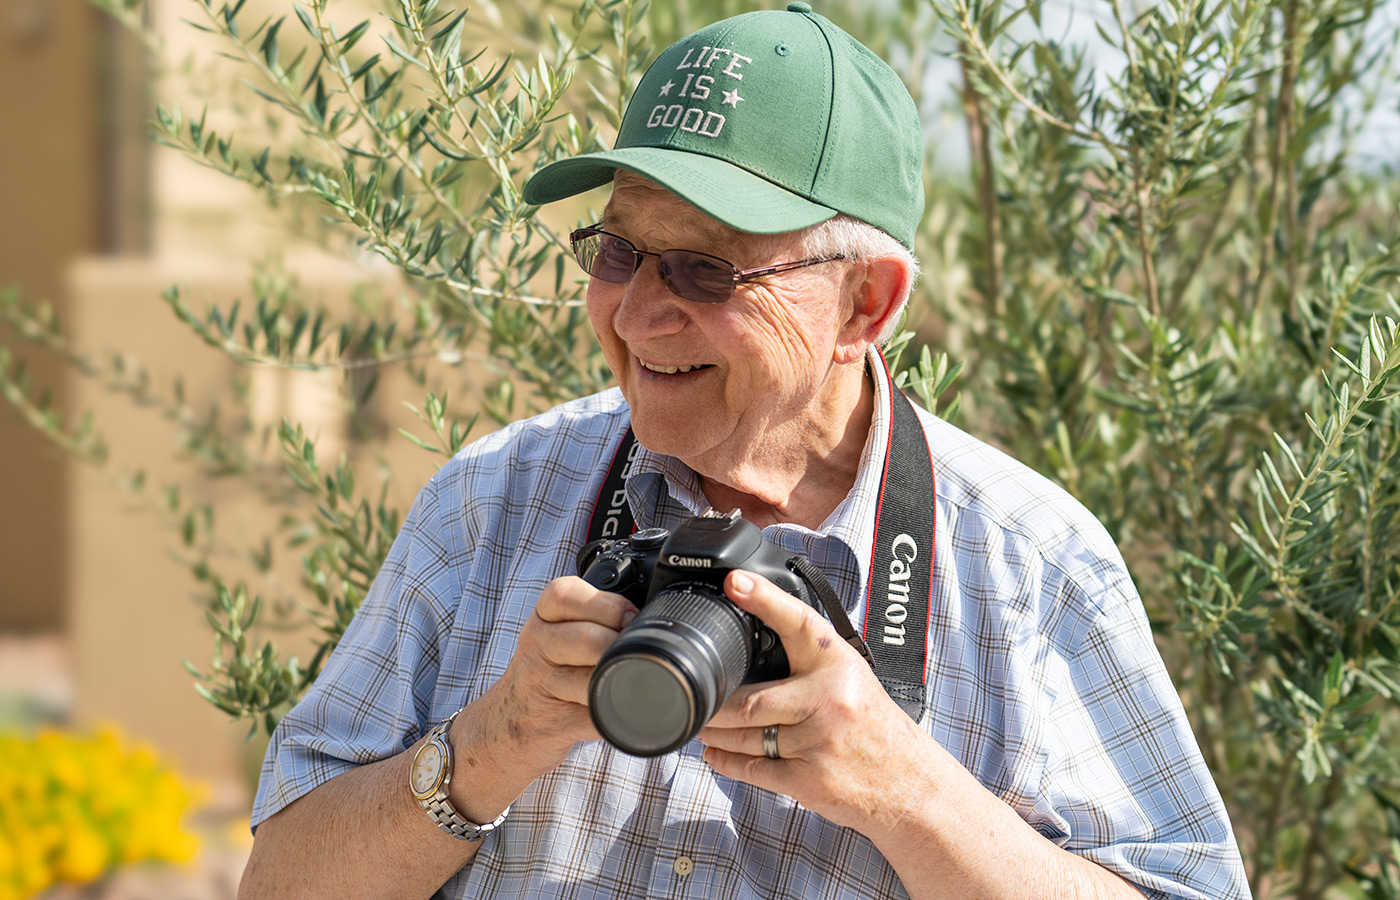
630, 527, 669, 549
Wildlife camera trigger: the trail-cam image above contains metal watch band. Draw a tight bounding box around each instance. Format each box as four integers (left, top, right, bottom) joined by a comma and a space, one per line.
423, 792, 510, 841
417, 709, 511, 842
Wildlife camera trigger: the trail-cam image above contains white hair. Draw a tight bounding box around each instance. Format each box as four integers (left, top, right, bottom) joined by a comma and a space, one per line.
794, 215, 920, 343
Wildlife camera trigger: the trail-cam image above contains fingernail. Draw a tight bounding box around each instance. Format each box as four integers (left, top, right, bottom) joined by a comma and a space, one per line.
730, 571, 754, 595
622, 609, 637, 627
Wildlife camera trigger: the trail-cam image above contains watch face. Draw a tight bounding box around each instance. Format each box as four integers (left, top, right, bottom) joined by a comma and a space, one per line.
412, 742, 444, 797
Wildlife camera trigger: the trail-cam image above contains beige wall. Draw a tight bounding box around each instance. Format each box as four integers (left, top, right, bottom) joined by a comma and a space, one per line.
2, 0, 490, 795
0, 0, 414, 790
64, 254, 427, 786
0, 0, 105, 631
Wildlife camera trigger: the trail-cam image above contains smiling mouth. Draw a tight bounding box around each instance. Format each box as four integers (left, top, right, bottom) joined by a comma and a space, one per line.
638, 360, 714, 375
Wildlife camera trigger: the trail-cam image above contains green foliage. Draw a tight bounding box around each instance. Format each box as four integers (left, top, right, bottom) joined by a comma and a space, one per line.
934, 0, 1400, 894
2, 0, 1399, 895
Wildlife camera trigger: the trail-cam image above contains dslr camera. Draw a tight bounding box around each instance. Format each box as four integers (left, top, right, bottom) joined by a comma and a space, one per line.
577, 508, 827, 757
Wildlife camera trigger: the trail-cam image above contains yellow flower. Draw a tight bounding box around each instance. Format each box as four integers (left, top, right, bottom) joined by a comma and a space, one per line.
16, 859, 51, 896
53, 826, 109, 883
0, 725, 202, 893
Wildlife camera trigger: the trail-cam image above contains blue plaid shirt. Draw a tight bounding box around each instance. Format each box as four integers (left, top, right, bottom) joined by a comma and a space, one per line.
253, 360, 1251, 899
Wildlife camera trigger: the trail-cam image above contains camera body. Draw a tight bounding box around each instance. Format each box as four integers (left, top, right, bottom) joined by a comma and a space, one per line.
578, 509, 820, 756
579, 509, 817, 682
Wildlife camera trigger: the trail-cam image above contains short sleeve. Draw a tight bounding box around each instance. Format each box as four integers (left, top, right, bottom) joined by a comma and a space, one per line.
1035, 591, 1252, 900
250, 475, 463, 831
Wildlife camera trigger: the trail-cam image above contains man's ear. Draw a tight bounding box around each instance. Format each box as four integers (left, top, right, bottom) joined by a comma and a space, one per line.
834, 255, 915, 365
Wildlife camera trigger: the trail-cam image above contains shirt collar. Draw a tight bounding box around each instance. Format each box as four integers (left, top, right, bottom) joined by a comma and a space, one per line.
622, 346, 893, 618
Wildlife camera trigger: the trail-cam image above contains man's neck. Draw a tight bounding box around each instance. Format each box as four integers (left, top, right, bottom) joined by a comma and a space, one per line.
691, 368, 875, 532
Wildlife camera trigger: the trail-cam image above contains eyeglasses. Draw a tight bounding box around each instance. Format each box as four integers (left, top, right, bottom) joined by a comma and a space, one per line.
568, 225, 846, 304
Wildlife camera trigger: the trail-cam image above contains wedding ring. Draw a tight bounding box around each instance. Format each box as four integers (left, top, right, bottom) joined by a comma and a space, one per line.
763, 723, 780, 760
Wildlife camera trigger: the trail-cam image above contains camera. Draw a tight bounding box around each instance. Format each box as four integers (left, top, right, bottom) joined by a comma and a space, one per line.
577, 508, 823, 757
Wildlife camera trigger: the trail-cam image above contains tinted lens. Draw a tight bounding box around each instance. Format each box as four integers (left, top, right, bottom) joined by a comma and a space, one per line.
573, 230, 638, 283
658, 250, 739, 303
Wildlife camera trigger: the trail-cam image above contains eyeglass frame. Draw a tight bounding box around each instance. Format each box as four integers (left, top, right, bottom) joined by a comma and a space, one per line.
568, 224, 848, 304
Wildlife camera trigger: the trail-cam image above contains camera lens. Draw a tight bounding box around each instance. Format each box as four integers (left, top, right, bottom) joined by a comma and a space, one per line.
589, 586, 751, 756
589, 655, 696, 756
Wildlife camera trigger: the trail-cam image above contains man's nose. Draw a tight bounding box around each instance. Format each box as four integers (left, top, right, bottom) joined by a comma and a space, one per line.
613, 259, 688, 340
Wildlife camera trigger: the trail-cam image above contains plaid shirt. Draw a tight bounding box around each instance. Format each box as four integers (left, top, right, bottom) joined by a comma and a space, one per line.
253, 359, 1251, 900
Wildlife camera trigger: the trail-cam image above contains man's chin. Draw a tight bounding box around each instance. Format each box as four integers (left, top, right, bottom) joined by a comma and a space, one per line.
627, 411, 721, 462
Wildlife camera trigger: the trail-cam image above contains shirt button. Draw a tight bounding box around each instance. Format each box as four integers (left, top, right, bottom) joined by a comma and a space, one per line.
674, 856, 695, 877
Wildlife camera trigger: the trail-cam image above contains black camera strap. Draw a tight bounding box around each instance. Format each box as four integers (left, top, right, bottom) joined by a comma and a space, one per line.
585, 352, 935, 720
588, 423, 645, 541
860, 353, 937, 719
786, 555, 878, 671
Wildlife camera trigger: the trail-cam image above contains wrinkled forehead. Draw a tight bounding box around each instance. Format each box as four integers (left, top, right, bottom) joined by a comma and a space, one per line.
602, 170, 800, 259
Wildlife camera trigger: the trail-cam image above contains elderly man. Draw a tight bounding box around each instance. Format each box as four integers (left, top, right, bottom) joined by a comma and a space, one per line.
241, 4, 1251, 899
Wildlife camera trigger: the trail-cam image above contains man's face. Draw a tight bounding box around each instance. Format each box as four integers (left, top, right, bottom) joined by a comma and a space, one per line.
587, 173, 862, 471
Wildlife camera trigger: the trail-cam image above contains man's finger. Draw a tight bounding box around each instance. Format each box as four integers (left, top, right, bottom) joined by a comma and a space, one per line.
542, 665, 599, 709
699, 720, 804, 760
701, 745, 790, 797
724, 569, 841, 670
702, 676, 802, 730
535, 575, 638, 628
535, 618, 630, 668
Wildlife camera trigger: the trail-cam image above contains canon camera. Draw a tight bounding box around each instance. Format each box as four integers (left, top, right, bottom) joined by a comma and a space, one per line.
577, 508, 826, 757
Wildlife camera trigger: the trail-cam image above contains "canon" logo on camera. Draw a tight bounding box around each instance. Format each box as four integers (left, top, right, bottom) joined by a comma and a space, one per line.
666, 554, 713, 568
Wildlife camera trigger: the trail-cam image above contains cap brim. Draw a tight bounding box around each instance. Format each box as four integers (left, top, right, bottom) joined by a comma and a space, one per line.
522, 147, 838, 236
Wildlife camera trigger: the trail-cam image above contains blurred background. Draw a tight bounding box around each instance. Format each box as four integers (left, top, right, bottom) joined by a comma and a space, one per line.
0, 0, 435, 895
3, 0, 1399, 896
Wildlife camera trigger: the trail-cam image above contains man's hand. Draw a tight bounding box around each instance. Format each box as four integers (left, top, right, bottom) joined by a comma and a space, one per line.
239, 577, 637, 900
446, 577, 636, 818
696, 569, 935, 837
697, 570, 1147, 900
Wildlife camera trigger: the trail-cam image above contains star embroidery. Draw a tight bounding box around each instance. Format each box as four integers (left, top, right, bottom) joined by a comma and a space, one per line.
721, 89, 744, 108
659, 79, 675, 96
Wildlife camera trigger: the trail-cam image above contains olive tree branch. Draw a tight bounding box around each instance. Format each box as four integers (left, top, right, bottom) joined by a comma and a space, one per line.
946, 0, 1125, 152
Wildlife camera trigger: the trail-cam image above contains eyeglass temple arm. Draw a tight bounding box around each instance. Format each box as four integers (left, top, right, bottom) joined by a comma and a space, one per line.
736, 255, 847, 281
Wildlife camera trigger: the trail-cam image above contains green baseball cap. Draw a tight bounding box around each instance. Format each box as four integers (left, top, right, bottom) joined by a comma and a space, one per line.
522, 2, 925, 250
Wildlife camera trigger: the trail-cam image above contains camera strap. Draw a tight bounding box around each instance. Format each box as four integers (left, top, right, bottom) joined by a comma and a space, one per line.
860, 352, 937, 719
585, 351, 935, 720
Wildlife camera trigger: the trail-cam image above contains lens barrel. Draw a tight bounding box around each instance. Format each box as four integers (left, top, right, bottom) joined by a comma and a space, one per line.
588, 585, 752, 756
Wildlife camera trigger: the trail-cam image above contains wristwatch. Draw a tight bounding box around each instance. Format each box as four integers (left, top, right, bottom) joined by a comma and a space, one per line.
410, 708, 510, 841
